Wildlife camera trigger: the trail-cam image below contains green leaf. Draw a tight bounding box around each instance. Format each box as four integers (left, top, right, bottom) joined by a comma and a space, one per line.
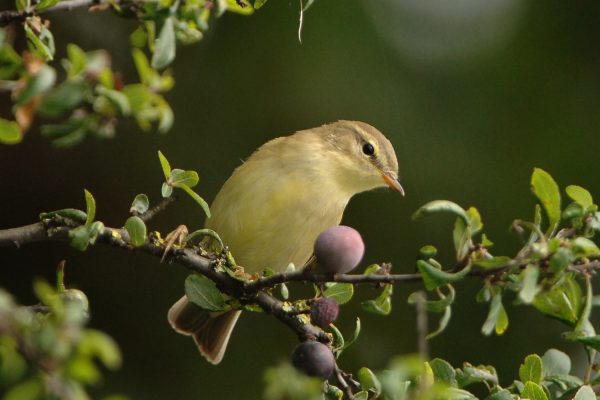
519, 354, 543, 384
572, 385, 596, 400
179, 184, 212, 218
408, 285, 455, 313
125, 216, 147, 247
0, 118, 22, 144
466, 207, 483, 234
358, 367, 381, 394
158, 150, 172, 178
570, 237, 600, 257
35, 0, 59, 11
566, 185, 594, 209
66, 357, 100, 384
484, 388, 513, 400
456, 363, 498, 387
417, 260, 471, 291
24, 21, 55, 61
541, 348, 571, 376
419, 245, 438, 259
84, 189, 96, 225
3, 379, 43, 400
325, 384, 345, 399
340, 318, 361, 351
575, 274, 594, 338
353, 391, 369, 400
218, 0, 254, 15
123, 84, 149, 116
549, 248, 574, 273
481, 234, 494, 247
427, 305, 452, 339
16, 64, 56, 105
430, 358, 457, 386
476, 285, 491, 303
533, 274, 581, 325
279, 283, 289, 300
254, 0, 268, 8
521, 381, 548, 400
152, 17, 176, 69
37, 81, 88, 116
66, 44, 87, 78
130, 194, 150, 214
439, 387, 478, 399
185, 274, 225, 312
130, 25, 147, 48
186, 229, 224, 255
132, 49, 153, 85
563, 202, 585, 221
69, 221, 104, 251
79, 329, 122, 369
544, 375, 582, 391
363, 264, 382, 275
0, 338, 26, 384
519, 265, 540, 304
412, 200, 469, 225
39, 208, 87, 223
157, 99, 174, 133
161, 182, 173, 198
531, 168, 561, 236
170, 169, 199, 187
323, 283, 354, 305
574, 335, 600, 351
263, 362, 323, 400
481, 291, 508, 336
361, 283, 392, 315
453, 217, 472, 261
96, 85, 131, 115
0, 40, 23, 80
473, 256, 511, 270
16, 0, 30, 12
330, 324, 345, 354
41, 118, 88, 146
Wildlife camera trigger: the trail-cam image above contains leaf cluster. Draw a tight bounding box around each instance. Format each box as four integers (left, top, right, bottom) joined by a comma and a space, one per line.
0, 267, 123, 400
0, 0, 270, 145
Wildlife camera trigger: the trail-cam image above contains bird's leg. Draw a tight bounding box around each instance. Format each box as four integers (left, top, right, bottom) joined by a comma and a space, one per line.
161, 224, 189, 262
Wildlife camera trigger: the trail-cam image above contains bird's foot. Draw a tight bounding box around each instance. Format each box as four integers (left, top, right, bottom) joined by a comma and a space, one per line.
161, 224, 189, 262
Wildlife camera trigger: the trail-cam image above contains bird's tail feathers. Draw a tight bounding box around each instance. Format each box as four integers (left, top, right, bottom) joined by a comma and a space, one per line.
167, 296, 241, 365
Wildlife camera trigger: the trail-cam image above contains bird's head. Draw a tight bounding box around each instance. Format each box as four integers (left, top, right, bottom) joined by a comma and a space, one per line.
314, 120, 404, 196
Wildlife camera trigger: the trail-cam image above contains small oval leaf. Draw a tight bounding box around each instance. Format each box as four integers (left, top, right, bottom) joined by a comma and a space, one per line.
0, 118, 22, 144
519, 354, 543, 384
566, 185, 594, 209
323, 283, 354, 305
412, 200, 469, 224
151, 17, 176, 69
125, 216, 147, 247
184, 274, 225, 312
531, 168, 561, 235
130, 194, 150, 214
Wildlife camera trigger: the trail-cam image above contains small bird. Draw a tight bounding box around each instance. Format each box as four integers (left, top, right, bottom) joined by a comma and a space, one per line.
167, 120, 403, 364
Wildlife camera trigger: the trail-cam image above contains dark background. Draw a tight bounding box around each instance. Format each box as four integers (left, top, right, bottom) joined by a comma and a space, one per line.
2, 0, 600, 398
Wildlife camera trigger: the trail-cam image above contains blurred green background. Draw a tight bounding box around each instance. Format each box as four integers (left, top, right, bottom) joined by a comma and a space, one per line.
2, 0, 600, 398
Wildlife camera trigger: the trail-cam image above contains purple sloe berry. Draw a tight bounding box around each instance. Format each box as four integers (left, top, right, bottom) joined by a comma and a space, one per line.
310, 297, 339, 329
291, 341, 336, 379
314, 225, 364, 274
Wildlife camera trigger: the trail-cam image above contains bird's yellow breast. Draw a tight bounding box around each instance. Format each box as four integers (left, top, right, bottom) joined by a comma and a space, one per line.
205, 134, 352, 273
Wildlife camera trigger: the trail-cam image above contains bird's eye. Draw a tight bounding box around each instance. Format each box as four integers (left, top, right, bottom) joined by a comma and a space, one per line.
362, 143, 375, 156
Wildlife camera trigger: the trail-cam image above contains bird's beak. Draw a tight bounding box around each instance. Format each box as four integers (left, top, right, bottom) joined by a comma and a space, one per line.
382, 172, 405, 196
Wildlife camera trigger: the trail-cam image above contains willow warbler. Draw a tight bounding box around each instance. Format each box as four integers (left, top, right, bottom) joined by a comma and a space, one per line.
168, 120, 403, 364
